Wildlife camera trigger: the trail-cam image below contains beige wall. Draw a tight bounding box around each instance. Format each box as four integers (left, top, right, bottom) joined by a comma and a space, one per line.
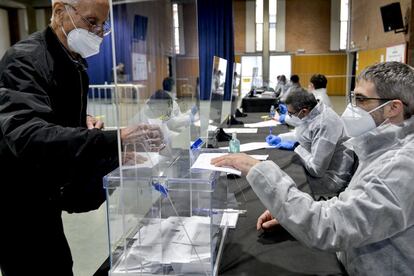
233, 0, 246, 53
176, 2, 199, 98
233, 0, 332, 54
285, 0, 331, 53
350, 0, 410, 51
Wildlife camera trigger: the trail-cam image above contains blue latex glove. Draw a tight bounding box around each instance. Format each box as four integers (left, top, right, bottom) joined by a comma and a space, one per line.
191, 105, 198, 115
274, 140, 298, 151
279, 113, 286, 124
278, 103, 288, 115
153, 183, 169, 197
266, 135, 281, 146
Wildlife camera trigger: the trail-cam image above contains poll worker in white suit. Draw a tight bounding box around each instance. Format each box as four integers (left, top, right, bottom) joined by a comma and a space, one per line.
308, 74, 332, 107
266, 89, 356, 198
212, 62, 414, 275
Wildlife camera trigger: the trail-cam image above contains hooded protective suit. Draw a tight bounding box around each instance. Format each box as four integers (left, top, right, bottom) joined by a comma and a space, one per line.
247, 117, 414, 275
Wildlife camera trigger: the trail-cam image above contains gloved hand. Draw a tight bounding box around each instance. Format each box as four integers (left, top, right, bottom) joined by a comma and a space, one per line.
266, 135, 281, 146
191, 105, 198, 115
279, 113, 286, 124
274, 140, 298, 151
278, 103, 287, 115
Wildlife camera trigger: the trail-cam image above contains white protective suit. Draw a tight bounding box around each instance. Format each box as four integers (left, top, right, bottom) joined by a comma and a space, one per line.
247, 117, 414, 275
288, 102, 355, 196
312, 88, 332, 107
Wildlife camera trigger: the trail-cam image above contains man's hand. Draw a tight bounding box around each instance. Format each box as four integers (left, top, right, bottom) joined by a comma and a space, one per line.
256, 210, 280, 231
122, 152, 148, 165
86, 115, 104, 129
211, 153, 260, 176
272, 111, 281, 122
121, 124, 164, 151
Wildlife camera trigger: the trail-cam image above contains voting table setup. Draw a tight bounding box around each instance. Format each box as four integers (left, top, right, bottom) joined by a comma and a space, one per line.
97, 60, 345, 275
93, 1, 345, 275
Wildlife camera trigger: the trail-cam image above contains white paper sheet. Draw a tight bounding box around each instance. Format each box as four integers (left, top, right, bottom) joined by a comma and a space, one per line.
208, 125, 218, 132
193, 119, 213, 127
244, 120, 280, 128
220, 142, 275, 152
223, 128, 258, 134
191, 153, 241, 175
220, 211, 239, 228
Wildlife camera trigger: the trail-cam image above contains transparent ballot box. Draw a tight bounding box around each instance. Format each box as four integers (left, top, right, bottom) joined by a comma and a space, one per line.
104, 148, 229, 275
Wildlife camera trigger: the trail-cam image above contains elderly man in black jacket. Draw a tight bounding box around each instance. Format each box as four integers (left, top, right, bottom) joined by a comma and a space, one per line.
0, 0, 162, 275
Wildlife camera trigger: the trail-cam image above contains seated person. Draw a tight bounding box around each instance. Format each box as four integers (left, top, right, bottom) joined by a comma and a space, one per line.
308, 74, 332, 107
274, 75, 286, 97
211, 62, 414, 275
163, 77, 197, 120
267, 90, 356, 196
279, 74, 300, 102
273, 88, 308, 128
131, 90, 196, 137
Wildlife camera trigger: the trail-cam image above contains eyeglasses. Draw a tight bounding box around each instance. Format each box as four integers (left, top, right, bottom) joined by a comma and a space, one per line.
64, 3, 111, 36
288, 109, 303, 117
348, 91, 407, 107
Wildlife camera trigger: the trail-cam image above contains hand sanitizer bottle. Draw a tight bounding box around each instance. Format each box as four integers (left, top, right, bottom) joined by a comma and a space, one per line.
270, 105, 275, 118
229, 132, 240, 153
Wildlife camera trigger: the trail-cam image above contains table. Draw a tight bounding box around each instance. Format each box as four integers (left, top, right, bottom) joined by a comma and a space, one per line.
241, 95, 278, 113
217, 113, 345, 275
94, 113, 346, 276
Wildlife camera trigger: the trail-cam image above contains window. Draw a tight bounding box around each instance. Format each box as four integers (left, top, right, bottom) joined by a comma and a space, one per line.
340, 0, 349, 50
255, 0, 263, 51
241, 56, 262, 94
172, 3, 184, 54
269, 55, 291, 88
269, 0, 277, 51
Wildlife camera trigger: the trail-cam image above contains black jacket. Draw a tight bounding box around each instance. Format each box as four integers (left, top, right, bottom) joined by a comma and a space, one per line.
0, 27, 118, 275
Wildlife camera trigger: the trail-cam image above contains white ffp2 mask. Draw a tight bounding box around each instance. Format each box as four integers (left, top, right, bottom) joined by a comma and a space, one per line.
66, 28, 102, 58
62, 5, 103, 58
341, 102, 390, 137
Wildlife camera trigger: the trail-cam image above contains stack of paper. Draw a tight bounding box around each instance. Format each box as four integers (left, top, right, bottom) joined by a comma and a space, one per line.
114, 216, 212, 274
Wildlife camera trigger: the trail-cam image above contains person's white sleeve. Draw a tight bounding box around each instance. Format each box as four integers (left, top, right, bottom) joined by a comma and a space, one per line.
293, 126, 339, 177
279, 130, 296, 141
166, 114, 191, 131
172, 101, 182, 117
246, 160, 410, 251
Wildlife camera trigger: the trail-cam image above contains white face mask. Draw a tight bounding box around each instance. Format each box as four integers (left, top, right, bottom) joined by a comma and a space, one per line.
341, 101, 391, 137
62, 6, 103, 58
288, 110, 304, 127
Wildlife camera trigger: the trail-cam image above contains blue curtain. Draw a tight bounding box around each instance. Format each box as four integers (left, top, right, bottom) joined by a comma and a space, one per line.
197, 0, 235, 101
86, 35, 113, 84
86, 4, 135, 84
133, 15, 148, 41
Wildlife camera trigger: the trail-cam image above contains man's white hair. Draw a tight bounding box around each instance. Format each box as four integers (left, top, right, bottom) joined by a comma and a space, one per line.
50, 0, 79, 22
